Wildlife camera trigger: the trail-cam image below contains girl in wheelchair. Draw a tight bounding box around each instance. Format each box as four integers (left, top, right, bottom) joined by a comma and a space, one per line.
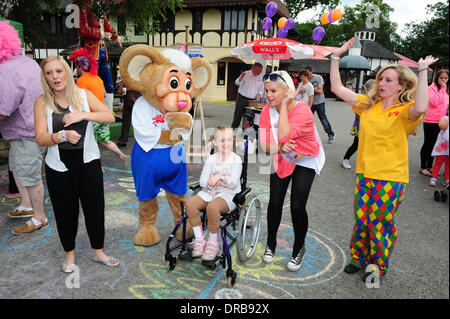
185, 126, 242, 261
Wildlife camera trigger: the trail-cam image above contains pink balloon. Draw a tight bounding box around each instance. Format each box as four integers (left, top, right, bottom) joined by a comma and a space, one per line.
262, 17, 272, 31
265, 2, 278, 18
285, 18, 296, 30
312, 26, 325, 42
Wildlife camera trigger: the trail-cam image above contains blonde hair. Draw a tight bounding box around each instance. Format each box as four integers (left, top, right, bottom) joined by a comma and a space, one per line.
264, 70, 296, 92
40, 56, 84, 114
359, 64, 418, 110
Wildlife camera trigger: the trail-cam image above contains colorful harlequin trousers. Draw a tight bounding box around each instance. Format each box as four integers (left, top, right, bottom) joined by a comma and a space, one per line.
349, 174, 406, 277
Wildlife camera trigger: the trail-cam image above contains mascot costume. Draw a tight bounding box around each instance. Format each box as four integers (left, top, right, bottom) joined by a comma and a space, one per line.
119, 45, 212, 246
76, 0, 122, 111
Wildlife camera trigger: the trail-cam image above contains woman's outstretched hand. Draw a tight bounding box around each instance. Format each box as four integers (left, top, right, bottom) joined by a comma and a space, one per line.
418, 55, 439, 70
334, 37, 354, 57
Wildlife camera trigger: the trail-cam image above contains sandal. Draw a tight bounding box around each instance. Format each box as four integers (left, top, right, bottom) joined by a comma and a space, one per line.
93, 255, 120, 267
419, 169, 432, 177
62, 262, 76, 273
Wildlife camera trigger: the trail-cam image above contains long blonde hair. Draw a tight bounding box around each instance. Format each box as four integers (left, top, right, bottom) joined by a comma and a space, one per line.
359, 64, 418, 110
40, 56, 84, 114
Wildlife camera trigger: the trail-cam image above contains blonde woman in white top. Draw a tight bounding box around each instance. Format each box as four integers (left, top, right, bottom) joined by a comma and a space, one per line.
34, 56, 116, 273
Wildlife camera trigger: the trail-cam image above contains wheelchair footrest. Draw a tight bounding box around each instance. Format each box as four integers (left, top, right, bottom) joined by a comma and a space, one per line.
179, 249, 193, 261
201, 256, 222, 269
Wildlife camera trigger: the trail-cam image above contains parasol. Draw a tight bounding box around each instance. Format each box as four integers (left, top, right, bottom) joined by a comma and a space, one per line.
231, 37, 314, 61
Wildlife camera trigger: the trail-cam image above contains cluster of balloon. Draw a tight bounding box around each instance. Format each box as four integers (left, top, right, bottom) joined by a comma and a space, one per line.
312, 8, 343, 44
262, 1, 296, 38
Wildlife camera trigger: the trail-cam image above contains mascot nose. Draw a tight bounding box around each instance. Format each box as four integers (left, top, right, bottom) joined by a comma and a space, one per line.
177, 101, 188, 109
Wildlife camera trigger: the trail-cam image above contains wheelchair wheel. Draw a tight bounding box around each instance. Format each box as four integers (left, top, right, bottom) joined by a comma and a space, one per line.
226, 269, 237, 288
434, 190, 441, 202
165, 253, 177, 271
236, 195, 262, 262
441, 191, 448, 202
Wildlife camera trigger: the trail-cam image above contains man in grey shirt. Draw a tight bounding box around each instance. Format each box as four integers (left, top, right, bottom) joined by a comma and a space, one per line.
305, 66, 335, 144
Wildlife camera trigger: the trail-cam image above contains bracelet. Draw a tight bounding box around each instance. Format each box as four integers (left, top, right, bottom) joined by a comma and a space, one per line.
330, 54, 341, 60
50, 133, 57, 145
418, 68, 428, 73
58, 130, 67, 143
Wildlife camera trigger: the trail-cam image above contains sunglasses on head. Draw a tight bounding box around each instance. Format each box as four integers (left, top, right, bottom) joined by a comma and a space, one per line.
263, 73, 286, 83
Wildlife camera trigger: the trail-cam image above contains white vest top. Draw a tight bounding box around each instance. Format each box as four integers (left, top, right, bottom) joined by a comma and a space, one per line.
45, 89, 100, 172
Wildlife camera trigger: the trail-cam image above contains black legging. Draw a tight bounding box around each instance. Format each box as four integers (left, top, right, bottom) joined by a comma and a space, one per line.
267, 165, 315, 257
45, 149, 105, 252
420, 122, 441, 169
343, 136, 359, 160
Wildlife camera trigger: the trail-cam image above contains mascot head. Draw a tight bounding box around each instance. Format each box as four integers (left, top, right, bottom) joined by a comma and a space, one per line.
118, 45, 211, 114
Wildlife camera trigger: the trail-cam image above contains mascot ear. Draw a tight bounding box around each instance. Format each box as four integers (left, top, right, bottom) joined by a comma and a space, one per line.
191, 57, 212, 97
119, 44, 165, 93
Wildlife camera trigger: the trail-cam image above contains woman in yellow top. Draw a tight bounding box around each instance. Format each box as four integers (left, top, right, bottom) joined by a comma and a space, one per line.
330, 37, 438, 284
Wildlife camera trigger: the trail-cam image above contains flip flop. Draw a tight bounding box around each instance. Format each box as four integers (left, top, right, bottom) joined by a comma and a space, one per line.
62, 262, 76, 273
419, 169, 432, 177
93, 256, 120, 267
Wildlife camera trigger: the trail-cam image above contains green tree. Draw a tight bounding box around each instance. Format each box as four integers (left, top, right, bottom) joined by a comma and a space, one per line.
6, 0, 182, 56
396, 1, 449, 62
283, 0, 340, 19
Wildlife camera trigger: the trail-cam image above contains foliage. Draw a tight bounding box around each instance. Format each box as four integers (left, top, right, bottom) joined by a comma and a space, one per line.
5, 0, 182, 53
396, 1, 449, 62
283, 0, 340, 20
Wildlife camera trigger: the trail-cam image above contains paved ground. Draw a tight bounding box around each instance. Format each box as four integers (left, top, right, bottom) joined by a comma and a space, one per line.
0, 99, 448, 301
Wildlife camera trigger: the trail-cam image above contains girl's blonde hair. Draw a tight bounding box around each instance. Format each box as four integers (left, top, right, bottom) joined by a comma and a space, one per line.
264, 70, 296, 92
40, 56, 84, 114
359, 64, 418, 110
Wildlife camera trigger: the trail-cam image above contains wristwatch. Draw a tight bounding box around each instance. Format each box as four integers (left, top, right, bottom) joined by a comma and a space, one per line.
58, 130, 67, 143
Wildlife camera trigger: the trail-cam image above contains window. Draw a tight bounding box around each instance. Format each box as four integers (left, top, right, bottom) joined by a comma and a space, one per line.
217, 62, 226, 86
155, 14, 175, 32
193, 11, 202, 32
134, 21, 143, 36
224, 9, 246, 31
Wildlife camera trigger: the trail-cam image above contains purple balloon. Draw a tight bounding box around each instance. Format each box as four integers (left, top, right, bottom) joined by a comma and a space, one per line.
328, 11, 335, 23
285, 18, 296, 30
262, 17, 272, 31
277, 28, 288, 38
265, 1, 278, 18
312, 26, 326, 42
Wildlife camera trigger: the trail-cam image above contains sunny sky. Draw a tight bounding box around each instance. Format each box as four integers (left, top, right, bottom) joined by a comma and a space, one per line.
296, 0, 445, 37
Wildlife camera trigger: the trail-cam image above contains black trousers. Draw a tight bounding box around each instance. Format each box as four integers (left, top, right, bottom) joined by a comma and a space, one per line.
267, 165, 315, 257
420, 122, 441, 169
344, 136, 359, 160
45, 149, 105, 252
231, 93, 252, 130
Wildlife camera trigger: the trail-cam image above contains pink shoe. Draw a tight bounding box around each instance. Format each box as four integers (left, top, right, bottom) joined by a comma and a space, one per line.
429, 178, 437, 187
192, 237, 206, 258
202, 240, 220, 261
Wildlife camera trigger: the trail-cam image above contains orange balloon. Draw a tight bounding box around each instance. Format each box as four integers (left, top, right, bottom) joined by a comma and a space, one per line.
331, 9, 343, 21
278, 17, 287, 29
321, 12, 330, 25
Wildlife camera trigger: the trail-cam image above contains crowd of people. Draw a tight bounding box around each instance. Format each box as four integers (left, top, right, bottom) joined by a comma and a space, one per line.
1, 18, 448, 286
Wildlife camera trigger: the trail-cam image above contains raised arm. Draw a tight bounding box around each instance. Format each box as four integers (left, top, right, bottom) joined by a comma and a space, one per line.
330, 38, 358, 104
409, 55, 439, 121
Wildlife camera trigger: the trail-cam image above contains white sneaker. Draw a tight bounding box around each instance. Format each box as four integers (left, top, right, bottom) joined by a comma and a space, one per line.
287, 245, 306, 272
263, 246, 274, 264
341, 159, 351, 169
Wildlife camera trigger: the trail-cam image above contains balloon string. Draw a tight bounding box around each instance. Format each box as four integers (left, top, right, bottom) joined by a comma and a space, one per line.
315, 24, 333, 46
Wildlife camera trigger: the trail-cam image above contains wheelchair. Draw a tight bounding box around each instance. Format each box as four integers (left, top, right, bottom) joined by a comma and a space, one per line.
164, 136, 262, 287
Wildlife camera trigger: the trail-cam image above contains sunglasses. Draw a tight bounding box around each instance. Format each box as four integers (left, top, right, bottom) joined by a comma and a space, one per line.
263, 73, 286, 83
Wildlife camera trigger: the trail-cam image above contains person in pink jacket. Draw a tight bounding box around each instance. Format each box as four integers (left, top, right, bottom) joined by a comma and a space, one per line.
258, 71, 324, 272
419, 69, 449, 176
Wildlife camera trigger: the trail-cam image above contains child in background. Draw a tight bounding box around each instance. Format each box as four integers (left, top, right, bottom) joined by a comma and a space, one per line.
185, 126, 242, 261
429, 109, 449, 187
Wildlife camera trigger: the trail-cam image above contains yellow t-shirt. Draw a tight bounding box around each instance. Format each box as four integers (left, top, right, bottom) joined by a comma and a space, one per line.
352, 94, 423, 183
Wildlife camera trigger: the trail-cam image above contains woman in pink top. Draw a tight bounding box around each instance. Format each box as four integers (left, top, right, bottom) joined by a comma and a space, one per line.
419, 69, 449, 176
258, 71, 324, 272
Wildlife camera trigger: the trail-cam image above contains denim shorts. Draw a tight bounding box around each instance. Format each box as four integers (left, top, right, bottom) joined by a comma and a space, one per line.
9, 139, 45, 187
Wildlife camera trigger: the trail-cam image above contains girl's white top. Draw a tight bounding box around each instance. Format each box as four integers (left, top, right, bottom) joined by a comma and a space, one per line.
197, 152, 242, 212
